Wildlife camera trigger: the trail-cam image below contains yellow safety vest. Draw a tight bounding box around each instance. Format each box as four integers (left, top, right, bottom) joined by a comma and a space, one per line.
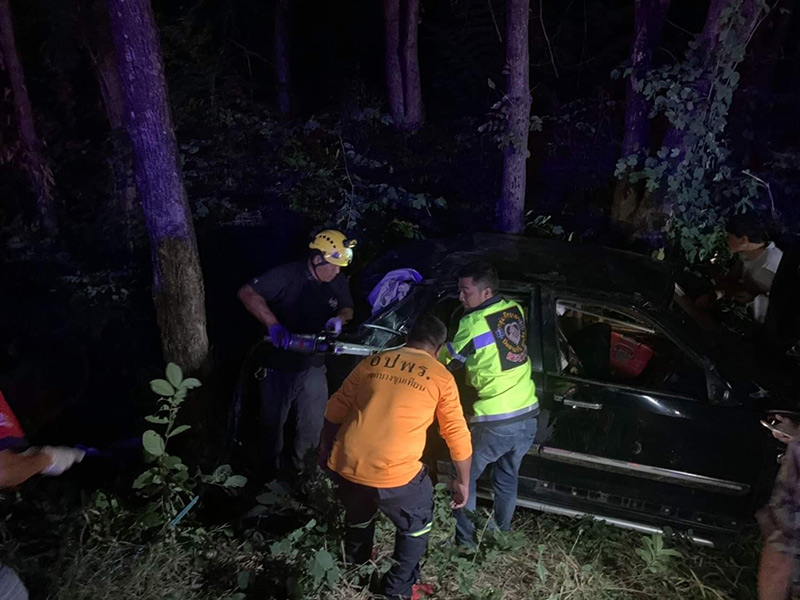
441, 297, 537, 424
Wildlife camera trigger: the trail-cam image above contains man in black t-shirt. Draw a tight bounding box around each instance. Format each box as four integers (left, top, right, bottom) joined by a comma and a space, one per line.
238, 230, 356, 481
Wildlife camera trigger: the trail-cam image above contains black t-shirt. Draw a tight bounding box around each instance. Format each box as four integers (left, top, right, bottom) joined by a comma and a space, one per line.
250, 261, 354, 371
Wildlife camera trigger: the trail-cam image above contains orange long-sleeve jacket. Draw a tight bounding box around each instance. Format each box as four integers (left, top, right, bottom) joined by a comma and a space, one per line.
325, 346, 472, 488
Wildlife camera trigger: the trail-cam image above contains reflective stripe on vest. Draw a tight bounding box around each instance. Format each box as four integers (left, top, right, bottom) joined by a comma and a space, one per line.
449, 298, 538, 422
470, 402, 537, 424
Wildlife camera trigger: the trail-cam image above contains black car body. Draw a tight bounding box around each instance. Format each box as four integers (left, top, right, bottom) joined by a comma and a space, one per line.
334, 233, 793, 543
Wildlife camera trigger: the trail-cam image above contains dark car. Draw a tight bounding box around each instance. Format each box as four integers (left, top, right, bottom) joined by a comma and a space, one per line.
333, 233, 794, 544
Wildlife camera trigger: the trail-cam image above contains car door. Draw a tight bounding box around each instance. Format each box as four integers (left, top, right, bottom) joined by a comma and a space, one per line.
525, 290, 762, 533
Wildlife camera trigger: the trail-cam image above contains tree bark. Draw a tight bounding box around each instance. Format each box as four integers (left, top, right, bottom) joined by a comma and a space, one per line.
384, 0, 405, 128
496, 0, 531, 234
400, 0, 422, 130
79, 0, 138, 229
107, 0, 209, 372
622, 0, 672, 159
611, 0, 672, 225
274, 0, 290, 115
0, 0, 58, 234
662, 0, 761, 154
384, 0, 423, 131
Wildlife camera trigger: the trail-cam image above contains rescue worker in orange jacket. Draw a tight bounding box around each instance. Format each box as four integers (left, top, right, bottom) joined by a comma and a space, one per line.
320, 314, 472, 600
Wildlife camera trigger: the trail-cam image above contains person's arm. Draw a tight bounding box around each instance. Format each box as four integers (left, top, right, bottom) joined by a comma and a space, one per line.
0, 450, 50, 488
337, 307, 354, 325
335, 277, 355, 325
757, 439, 800, 599
436, 376, 472, 508
319, 361, 365, 469
758, 541, 793, 600
450, 457, 471, 509
440, 319, 474, 371
238, 284, 279, 328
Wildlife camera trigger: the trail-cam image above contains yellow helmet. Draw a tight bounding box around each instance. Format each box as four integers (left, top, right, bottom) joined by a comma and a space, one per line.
309, 229, 357, 267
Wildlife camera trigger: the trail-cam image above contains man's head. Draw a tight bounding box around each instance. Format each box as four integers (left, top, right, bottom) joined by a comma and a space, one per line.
308, 229, 356, 283
457, 261, 498, 310
726, 214, 769, 254
309, 250, 341, 282
407, 313, 448, 356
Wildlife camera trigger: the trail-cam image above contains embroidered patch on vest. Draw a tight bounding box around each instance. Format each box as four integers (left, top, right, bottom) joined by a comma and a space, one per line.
484, 306, 528, 371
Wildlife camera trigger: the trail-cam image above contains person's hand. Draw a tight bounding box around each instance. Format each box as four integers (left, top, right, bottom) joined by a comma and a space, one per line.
40, 446, 86, 476
449, 480, 469, 510
268, 323, 290, 349
771, 415, 800, 444
325, 317, 343, 336
318, 444, 333, 473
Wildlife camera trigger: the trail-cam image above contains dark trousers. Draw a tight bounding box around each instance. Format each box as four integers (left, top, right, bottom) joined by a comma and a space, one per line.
258, 365, 328, 480
336, 468, 433, 599
454, 416, 537, 546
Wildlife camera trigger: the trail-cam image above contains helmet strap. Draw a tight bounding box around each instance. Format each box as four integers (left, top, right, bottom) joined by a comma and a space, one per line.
309, 256, 328, 282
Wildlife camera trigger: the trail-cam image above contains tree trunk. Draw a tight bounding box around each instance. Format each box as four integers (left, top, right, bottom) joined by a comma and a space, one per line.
611, 0, 672, 225
662, 0, 761, 154
384, 0, 405, 128
79, 0, 138, 231
107, 0, 209, 372
274, 0, 290, 115
400, 0, 422, 130
496, 0, 531, 234
0, 0, 58, 234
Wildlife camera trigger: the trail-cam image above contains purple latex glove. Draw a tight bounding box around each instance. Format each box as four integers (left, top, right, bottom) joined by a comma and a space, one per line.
268, 323, 290, 349
325, 317, 343, 336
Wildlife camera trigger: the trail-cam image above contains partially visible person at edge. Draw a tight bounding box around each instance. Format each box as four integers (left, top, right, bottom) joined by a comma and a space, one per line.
758, 415, 800, 600
238, 229, 355, 484
440, 261, 538, 548
0, 390, 85, 600
716, 214, 784, 323
319, 314, 472, 600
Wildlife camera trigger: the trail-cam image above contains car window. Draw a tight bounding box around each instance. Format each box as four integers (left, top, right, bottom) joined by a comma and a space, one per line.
555, 300, 706, 398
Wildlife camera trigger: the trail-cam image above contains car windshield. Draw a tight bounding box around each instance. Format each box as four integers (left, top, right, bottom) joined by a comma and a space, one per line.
352, 284, 436, 349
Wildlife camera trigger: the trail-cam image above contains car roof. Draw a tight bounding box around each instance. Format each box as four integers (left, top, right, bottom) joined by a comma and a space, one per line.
364, 233, 675, 308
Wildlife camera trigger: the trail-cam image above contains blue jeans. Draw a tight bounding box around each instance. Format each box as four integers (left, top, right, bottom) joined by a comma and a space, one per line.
454, 416, 537, 546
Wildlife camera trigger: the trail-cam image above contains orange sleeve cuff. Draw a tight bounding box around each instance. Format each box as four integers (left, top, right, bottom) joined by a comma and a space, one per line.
448, 442, 472, 463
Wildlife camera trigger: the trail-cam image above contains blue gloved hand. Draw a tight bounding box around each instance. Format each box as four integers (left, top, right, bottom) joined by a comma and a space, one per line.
268, 323, 290, 349
325, 317, 343, 336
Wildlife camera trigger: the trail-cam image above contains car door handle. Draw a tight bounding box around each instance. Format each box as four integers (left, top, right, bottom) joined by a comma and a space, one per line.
563, 398, 603, 410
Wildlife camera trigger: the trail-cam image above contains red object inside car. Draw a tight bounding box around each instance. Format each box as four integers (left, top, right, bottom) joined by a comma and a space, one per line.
609, 332, 654, 378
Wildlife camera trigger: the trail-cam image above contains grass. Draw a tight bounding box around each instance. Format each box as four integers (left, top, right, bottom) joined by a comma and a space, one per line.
0, 477, 760, 600
415, 513, 758, 600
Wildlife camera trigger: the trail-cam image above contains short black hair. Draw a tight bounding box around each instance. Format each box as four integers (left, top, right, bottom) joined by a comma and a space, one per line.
408, 313, 447, 348
726, 213, 769, 244
457, 260, 499, 292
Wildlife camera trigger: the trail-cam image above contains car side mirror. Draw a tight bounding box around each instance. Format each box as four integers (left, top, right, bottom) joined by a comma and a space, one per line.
706, 365, 732, 405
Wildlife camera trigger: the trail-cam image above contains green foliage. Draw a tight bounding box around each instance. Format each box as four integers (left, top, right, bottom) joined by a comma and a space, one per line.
173, 97, 448, 244
134, 363, 245, 532
525, 214, 575, 241
133, 363, 200, 529
634, 533, 682, 574
477, 79, 532, 156
284, 132, 447, 244
267, 519, 343, 597
615, 0, 769, 262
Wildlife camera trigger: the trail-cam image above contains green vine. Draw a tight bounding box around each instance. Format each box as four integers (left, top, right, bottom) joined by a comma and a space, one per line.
613, 0, 769, 262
